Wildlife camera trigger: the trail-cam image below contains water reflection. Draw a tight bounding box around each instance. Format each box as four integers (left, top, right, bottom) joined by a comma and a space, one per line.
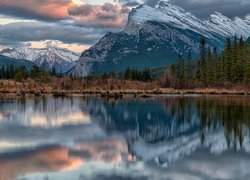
99, 96, 250, 149
0, 97, 91, 128
0, 95, 250, 179
0, 147, 82, 180
161, 96, 250, 151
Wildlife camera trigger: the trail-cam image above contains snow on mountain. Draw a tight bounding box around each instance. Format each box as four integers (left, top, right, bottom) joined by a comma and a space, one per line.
1, 46, 80, 73
208, 12, 250, 38
125, 2, 209, 37
125, 1, 250, 39
68, 1, 250, 77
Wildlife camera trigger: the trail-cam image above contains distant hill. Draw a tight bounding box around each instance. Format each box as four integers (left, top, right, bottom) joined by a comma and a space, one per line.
0, 55, 34, 69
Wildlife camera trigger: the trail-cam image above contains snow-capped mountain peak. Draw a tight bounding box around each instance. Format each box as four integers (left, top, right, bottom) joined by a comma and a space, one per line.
125, 1, 209, 38
208, 12, 250, 38
125, 1, 250, 39
69, 1, 250, 77
0, 46, 80, 73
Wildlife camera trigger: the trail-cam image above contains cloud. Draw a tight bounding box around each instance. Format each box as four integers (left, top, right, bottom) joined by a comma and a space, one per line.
0, 0, 130, 28
68, 4, 93, 16
0, 0, 73, 21
144, 0, 160, 7
124, 1, 141, 7
0, 21, 110, 47
115, 0, 250, 18
0, 0, 249, 51
114, 0, 141, 7
68, 3, 129, 28
0, 1, 130, 50
170, 0, 250, 18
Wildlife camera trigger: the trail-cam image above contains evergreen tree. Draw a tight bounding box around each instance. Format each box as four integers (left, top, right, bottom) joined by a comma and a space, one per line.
5, 66, 10, 79
176, 52, 185, 87
14, 70, 24, 82
9, 64, 15, 79
125, 67, 131, 80
225, 37, 233, 81
232, 35, 240, 82
0, 66, 4, 79
186, 50, 192, 80
51, 67, 56, 76
170, 36, 250, 88
198, 37, 207, 84
244, 60, 250, 84
206, 46, 214, 84
213, 47, 220, 83
238, 36, 245, 81
213, 47, 218, 60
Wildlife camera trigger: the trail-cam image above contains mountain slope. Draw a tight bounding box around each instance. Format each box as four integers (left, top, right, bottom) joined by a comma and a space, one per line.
1, 47, 80, 73
69, 1, 250, 77
0, 55, 33, 69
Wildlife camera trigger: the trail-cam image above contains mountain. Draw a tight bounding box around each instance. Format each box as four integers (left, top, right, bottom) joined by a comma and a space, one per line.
69, 1, 250, 77
1, 47, 80, 73
0, 55, 33, 69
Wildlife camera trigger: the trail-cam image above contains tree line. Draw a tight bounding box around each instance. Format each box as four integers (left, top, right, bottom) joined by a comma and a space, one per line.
168, 35, 250, 88
0, 65, 53, 83
120, 67, 152, 82
0, 63, 152, 83
87, 67, 152, 82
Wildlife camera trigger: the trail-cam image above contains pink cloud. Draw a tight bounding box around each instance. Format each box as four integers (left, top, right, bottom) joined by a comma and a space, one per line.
0, 0, 73, 20
0, 0, 130, 28
68, 3, 130, 28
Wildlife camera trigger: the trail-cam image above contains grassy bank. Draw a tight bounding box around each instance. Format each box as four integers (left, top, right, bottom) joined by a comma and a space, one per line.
0, 79, 250, 99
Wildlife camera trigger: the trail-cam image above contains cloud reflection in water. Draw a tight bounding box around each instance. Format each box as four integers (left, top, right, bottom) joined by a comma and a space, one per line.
0, 97, 92, 128
0, 137, 131, 180
30, 112, 91, 128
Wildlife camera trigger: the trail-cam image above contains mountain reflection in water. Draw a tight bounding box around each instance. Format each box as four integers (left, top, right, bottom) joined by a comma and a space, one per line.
0, 95, 249, 180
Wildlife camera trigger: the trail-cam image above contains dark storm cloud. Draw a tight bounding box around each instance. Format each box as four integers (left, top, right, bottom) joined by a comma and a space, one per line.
68, 4, 93, 16
96, 13, 118, 21
0, 22, 110, 46
117, 0, 250, 18
144, 0, 160, 7
169, 0, 250, 18
124, 1, 141, 7
114, 0, 141, 7
82, 174, 149, 180
102, 3, 117, 12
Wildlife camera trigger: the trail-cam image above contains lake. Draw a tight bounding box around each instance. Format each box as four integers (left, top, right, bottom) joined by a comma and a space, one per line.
0, 95, 250, 180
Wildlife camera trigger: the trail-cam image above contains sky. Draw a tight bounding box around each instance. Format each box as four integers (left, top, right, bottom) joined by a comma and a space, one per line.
0, 0, 249, 52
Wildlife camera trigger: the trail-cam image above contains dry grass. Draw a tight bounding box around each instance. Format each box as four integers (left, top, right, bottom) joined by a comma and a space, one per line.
0, 79, 250, 98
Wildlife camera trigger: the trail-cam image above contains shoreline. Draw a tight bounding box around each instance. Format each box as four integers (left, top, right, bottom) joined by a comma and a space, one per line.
0, 88, 250, 99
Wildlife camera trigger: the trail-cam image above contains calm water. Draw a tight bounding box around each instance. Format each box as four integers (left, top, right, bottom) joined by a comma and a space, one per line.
0, 95, 250, 180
